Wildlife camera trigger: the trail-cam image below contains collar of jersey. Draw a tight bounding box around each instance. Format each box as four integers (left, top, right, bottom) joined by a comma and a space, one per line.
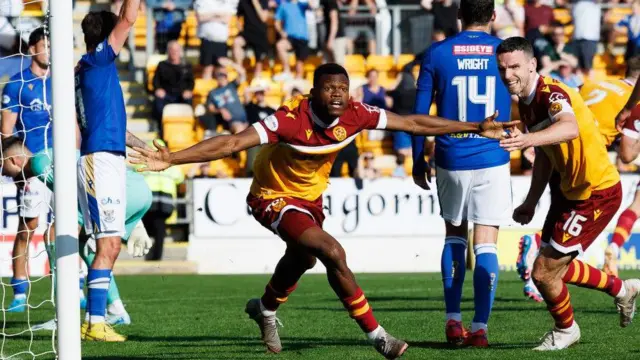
309, 101, 339, 128
523, 74, 540, 105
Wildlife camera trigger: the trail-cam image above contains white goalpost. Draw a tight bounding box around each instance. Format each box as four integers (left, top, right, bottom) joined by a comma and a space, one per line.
49, 0, 81, 358
0, 0, 80, 358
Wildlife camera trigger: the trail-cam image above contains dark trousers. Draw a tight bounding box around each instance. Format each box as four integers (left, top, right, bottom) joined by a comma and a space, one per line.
143, 211, 171, 261
330, 141, 359, 177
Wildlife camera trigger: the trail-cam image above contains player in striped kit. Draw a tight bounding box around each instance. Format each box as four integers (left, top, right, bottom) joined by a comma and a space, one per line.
497, 37, 640, 351
516, 57, 640, 297
129, 63, 518, 358
412, 0, 513, 347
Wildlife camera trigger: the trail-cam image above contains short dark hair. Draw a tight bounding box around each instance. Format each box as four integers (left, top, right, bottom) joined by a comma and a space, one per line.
81, 11, 118, 51
1, 136, 26, 157
459, 0, 494, 27
496, 37, 534, 58
28, 27, 46, 48
313, 63, 349, 88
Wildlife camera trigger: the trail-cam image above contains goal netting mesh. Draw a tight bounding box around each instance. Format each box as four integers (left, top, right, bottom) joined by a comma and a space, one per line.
0, 0, 58, 358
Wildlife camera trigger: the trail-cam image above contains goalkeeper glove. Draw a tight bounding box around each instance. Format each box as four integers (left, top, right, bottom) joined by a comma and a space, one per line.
127, 221, 152, 257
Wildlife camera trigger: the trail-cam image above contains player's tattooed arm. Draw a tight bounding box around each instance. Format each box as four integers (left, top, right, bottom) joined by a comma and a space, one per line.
126, 130, 150, 150
386, 110, 519, 139
129, 126, 262, 171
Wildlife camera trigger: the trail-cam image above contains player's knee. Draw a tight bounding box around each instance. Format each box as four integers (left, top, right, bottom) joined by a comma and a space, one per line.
531, 260, 555, 286
97, 237, 121, 260
303, 256, 317, 270
319, 242, 347, 269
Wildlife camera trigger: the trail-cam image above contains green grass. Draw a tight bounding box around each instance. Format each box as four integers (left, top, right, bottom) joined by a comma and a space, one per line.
2, 271, 640, 359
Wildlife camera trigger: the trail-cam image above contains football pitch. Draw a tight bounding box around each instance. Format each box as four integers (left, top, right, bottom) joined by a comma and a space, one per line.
3, 271, 640, 359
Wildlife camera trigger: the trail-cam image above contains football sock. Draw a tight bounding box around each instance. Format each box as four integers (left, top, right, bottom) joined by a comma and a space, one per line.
11, 277, 28, 300
108, 299, 126, 316
612, 209, 637, 248
82, 243, 122, 305
545, 284, 574, 329
341, 287, 379, 334
563, 259, 625, 298
441, 236, 467, 321
260, 280, 297, 312
472, 243, 499, 333
87, 269, 111, 324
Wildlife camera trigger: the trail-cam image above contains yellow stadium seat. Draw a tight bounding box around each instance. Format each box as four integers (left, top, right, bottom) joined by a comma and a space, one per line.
366, 55, 394, 73
378, 72, 397, 90
606, 8, 632, 25
344, 55, 366, 77
273, 54, 298, 74
163, 122, 196, 149
553, 9, 571, 25
162, 104, 195, 125
396, 54, 415, 72
304, 56, 324, 74
265, 95, 284, 110
193, 79, 218, 105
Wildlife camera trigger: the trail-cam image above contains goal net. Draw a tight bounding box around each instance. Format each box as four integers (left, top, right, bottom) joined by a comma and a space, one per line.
0, 0, 80, 358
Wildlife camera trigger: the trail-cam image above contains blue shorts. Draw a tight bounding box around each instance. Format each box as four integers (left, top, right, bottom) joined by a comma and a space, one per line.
393, 131, 412, 151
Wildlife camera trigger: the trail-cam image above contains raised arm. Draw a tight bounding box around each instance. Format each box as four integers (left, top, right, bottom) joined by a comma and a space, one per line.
109, 0, 141, 54
130, 126, 262, 171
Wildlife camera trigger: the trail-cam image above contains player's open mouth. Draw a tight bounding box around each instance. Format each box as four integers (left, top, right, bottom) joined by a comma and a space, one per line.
329, 101, 343, 109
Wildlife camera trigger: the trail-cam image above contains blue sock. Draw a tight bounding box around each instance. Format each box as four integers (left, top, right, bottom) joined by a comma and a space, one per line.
87, 269, 111, 324
472, 243, 499, 333
441, 236, 467, 322
11, 277, 28, 300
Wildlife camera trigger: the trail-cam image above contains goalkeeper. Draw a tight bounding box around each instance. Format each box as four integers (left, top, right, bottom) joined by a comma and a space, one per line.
0, 137, 153, 328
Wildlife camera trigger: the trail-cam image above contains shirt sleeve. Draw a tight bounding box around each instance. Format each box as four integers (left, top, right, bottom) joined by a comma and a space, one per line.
354, 102, 387, 130
85, 38, 117, 67
542, 86, 575, 122
1, 84, 19, 114
252, 108, 294, 144
275, 6, 284, 21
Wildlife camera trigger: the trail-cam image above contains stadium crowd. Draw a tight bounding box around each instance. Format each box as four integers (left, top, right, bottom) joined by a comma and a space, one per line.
3, 0, 640, 179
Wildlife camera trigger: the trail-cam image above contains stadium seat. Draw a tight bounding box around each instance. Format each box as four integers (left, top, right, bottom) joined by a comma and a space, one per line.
378, 72, 397, 90
553, 9, 572, 26
273, 54, 298, 74
193, 79, 218, 106
304, 56, 324, 74
146, 54, 168, 92
162, 104, 195, 126
366, 55, 394, 73
344, 55, 366, 77
395, 54, 415, 72
163, 122, 196, 151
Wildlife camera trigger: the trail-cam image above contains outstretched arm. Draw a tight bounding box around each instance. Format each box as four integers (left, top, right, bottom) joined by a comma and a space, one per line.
109, 0, 141, 54
386, 110, 517, 138
130, 126, 261, 171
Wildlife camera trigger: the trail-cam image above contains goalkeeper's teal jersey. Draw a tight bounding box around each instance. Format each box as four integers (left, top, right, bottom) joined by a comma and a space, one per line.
31, 149, 151, 241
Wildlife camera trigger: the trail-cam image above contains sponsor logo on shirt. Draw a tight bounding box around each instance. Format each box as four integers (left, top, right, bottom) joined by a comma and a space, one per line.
264, 115, 278, 131
549, 92, 566, 102
2, 95, 10, 105
452, 45, 494, 55
96, 42, 104, 53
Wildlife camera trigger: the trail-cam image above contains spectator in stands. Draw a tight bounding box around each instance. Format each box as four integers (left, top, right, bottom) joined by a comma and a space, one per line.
152, 41, 194, 135
345, 0, 377, 55
524, 0, 554, 36
354, 69, 392, 109
243, 86, 276, 176
616, 0, 640, 60
205, 58, 249, 134
330, 141, 359, 178
357, 152, 380, 179
550, 62, 582, 88
572, 0, 601, 78
194, 0, 234, 80
538, 23, 579, 77
321, 0, 348, 65
150, 0, 188, 54
234, 0, 270, 79
493, 0, 525, 40
387, 69, 416, 178
273, 0, 310, 81
421, 0, 459, 38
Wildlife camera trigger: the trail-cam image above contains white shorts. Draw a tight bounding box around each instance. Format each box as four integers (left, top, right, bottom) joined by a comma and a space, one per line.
77, 152, 126, 239
436, 163, 512, 227
18, 177, 52, 219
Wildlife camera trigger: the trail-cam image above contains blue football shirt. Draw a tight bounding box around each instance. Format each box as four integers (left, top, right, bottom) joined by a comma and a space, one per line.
412, 31, 512, 171
2, 68, 53, 153
75, 38, 127, 156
